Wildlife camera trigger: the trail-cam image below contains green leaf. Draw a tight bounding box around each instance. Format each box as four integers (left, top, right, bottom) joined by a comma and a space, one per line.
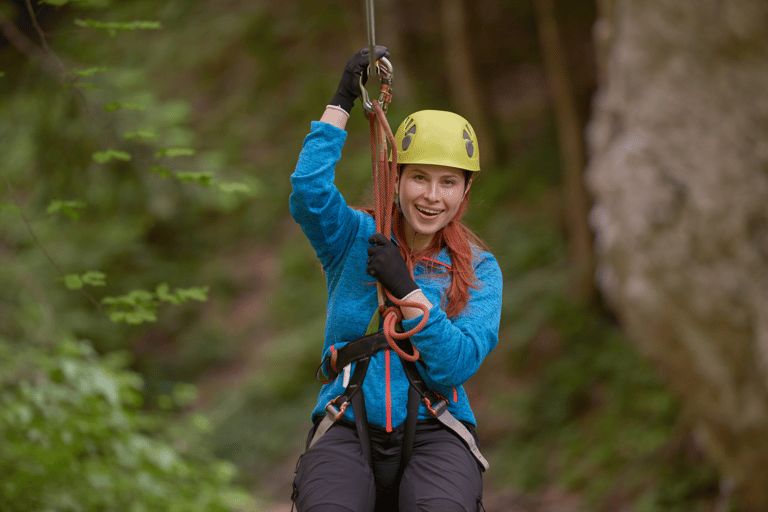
47, 200, 87, 220
104, 101, 145, 112
106, 306, 157, 325
93, 149, 131, 163
82, 271, 106, 287
124, 129, 158, 140
214, 461, 237, 483
0, 203, 20, 214
172, 383, 197, 408
74, 19, 162, 37
103, 101, 121, 112
150, 165, 170, 178
155, 147, 195, 158
126, 289, 154, 303
63, 274, 84, 290
218, 182, 251, 194
67, 66, 111, 78
191, 413, 212, 432
175, 172, 212, 187
175, 286, 209, 302
102, 289, 154, 307
155, 283, 181, 305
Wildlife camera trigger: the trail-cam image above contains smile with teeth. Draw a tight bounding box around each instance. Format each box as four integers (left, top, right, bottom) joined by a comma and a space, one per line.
416, 206, 442, 216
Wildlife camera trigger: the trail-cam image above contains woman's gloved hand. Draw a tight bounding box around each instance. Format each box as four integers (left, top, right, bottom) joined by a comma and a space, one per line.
330, 46, 389, 114
366, 233, 419, 299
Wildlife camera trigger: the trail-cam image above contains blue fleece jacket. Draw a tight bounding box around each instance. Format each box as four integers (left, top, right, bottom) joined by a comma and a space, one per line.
289, 121, 502, 429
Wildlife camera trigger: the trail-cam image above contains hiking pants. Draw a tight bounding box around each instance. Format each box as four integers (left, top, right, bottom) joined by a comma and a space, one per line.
292, 419, 483, 512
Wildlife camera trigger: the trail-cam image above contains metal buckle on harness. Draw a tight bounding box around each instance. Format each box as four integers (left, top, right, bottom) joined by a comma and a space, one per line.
423, 393, 448, 418
325, 397, 348, 422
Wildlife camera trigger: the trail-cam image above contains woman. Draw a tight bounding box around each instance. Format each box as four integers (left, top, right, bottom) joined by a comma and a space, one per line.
289, 47, 502, 512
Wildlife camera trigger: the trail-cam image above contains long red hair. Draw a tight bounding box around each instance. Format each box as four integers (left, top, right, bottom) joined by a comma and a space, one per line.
362, 177, 485, 319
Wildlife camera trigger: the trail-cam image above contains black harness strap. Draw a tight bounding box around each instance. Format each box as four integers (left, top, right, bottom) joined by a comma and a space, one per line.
316, 332, 390, 383
398, 384, 421, 473
351, 387, 373, 464
400, 358, 489, 471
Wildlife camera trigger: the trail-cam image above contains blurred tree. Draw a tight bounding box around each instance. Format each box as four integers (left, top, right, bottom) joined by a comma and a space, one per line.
587, 0, 768, 508
440, 0, 497, 170
534, 0, 596, 303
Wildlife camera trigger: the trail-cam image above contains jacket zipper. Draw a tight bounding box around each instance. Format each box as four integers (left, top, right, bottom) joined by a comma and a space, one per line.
385, 349, 393, 432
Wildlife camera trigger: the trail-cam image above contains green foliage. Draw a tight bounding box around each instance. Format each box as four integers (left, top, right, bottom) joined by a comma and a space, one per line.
156, 147, 196, 158
489, 298, 720, 509
47, 199, 87, 220
92, 149, 131, 163
102, 284, 209, 324
74, 19, 162, 37
61, 270, 106, 290
0, 336, 253, 511
0, 1, 263, 508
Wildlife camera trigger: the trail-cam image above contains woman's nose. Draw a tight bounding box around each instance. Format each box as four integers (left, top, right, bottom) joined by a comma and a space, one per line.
425, 182, 439, 201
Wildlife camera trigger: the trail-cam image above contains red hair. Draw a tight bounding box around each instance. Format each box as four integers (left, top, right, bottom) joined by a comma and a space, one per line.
361, 180, 485, 319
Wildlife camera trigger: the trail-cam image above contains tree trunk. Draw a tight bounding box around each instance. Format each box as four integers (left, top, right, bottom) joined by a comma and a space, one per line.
534, 0, 596, 303
586, 0, 768, 509
440, 0, 496, 170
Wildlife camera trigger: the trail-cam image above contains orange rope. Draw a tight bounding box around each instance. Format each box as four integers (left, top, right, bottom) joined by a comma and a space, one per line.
367, 100, 428, 362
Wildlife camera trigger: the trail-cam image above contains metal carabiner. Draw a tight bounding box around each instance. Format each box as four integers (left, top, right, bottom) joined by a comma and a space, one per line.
359, 56, 393, 114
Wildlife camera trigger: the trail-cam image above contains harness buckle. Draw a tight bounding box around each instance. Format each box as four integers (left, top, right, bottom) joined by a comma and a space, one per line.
325, 397, 349, 422
423, 393, 448, 418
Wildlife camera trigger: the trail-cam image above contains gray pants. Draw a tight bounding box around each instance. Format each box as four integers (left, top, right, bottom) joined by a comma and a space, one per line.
292, 419, 483, 512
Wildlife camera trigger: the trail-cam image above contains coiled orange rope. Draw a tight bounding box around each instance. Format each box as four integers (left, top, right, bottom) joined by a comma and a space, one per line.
367, 100, 428, 362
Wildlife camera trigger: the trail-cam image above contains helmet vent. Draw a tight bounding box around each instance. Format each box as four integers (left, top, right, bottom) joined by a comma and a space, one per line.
463, 125, 474, 158
402, 117, 417, 151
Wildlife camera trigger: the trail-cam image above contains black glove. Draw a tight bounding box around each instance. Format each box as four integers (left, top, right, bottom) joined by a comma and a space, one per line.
366, 233, 418, 299
330, 46, 389, 114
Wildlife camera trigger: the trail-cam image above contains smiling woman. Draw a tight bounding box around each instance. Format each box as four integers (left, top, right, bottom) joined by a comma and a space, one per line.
288, 47, 502, 512
397, 163, 469, 251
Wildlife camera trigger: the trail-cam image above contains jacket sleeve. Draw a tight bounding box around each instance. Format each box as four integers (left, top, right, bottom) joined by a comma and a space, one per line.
401, 252, 503, 386
289, 121, 360, 272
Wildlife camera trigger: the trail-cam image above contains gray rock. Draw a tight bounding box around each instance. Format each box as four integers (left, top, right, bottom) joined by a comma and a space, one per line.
585, 0, 768, 507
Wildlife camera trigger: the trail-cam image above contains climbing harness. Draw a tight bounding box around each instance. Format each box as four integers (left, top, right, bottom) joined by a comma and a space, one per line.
311, 332, 489, 471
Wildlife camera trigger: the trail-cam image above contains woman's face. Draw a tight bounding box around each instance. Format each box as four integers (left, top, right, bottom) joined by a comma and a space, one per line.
397, 163, 469, 250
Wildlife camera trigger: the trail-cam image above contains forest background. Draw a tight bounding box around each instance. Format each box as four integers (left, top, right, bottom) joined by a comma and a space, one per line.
0, 0, 755, 510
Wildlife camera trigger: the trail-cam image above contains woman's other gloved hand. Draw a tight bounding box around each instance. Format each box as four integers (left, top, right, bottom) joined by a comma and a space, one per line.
366, 233, 419, 299
330, 46, 389, 114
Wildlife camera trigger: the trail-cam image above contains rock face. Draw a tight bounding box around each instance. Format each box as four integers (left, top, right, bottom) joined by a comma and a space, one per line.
585, 0, 768, 508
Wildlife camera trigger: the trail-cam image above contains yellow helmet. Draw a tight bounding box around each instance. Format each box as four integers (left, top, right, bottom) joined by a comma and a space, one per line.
390, 110, 480, 172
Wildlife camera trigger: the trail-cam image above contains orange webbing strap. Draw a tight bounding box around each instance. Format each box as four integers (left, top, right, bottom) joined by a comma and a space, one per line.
367, 101, 428, 362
